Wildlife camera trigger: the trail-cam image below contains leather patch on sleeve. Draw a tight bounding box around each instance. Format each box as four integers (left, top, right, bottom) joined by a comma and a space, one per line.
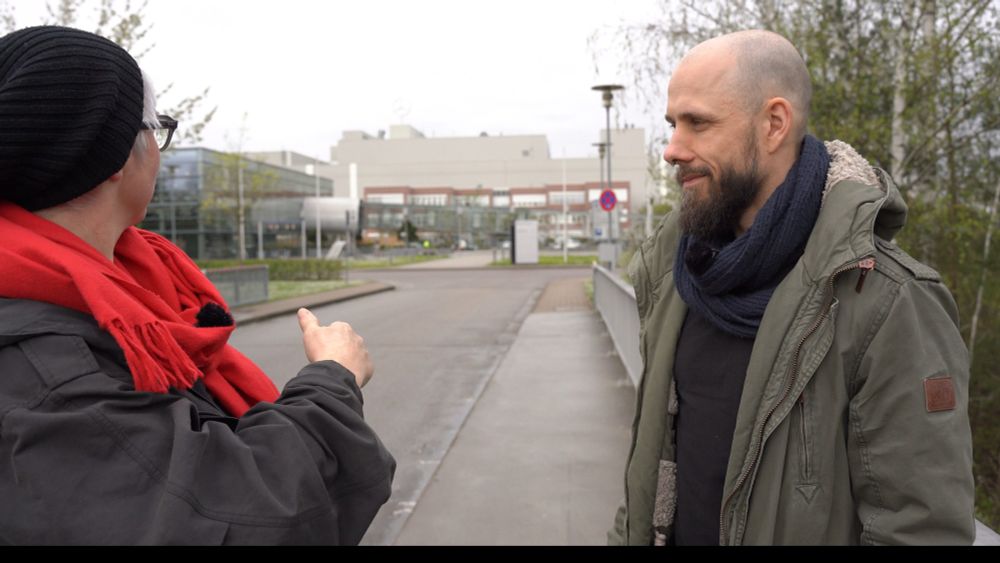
924, 376, 956, 413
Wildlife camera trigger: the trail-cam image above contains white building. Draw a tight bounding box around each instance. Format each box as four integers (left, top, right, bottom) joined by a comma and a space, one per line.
248, 124, 650, 212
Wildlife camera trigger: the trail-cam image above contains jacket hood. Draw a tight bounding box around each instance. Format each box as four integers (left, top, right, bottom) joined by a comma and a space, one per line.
822, 140, 907, 243
800, 140, 907, 279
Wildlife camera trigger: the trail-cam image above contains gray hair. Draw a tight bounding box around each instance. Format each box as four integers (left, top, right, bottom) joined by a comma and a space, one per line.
132, 70, 160, 156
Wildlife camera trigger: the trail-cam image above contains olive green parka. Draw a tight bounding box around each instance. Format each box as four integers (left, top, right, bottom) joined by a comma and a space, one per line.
609, 141, 975, 545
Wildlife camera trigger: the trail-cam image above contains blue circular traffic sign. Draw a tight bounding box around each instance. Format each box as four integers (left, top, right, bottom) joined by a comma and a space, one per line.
600, 189, 617, 211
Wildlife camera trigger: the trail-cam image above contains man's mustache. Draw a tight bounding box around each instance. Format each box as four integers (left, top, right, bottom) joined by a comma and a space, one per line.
675, 165, 712, 184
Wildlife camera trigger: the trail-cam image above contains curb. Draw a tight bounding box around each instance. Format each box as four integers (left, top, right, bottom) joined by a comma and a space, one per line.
359, 265, 594, 273
486, 264, 598, 270
232, 281, 395, 326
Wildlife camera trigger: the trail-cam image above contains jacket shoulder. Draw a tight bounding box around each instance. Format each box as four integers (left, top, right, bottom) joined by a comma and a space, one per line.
873, 237, 941, 284
0, 299, 128, 405
0, 299, 107, 340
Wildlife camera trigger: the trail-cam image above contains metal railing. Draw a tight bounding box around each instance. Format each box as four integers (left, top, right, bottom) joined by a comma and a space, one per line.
204, 265, 269, 307
593, 264, 642, 388
591, 264, 1000, 546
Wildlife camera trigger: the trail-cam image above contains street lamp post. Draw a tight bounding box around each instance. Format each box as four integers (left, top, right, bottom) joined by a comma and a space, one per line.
166, 164, 178, 244
314, 155, 322, 259
237, 154, 246, 261
592, 141, 606, 242
561, 151, 568, 264
592, 84, 623, 269
456, 203, 464, 250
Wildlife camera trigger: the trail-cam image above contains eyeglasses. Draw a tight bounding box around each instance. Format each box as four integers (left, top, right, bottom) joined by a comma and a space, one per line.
141, 114, 178, 151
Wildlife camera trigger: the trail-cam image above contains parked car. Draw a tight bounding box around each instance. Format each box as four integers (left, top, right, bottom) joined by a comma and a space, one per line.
550, 238, 581, 250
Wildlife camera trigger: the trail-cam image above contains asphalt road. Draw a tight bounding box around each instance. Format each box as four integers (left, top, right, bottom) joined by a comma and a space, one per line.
228, 267, 592, 545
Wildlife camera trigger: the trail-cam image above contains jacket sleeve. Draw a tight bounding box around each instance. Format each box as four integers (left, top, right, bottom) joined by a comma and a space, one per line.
845, 278, 975, 545
0, 335, 395, 545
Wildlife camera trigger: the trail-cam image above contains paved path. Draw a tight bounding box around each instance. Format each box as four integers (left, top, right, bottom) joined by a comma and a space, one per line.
397, 250, 495, 269
532, 276, 590, 313
393, 277, 634, 545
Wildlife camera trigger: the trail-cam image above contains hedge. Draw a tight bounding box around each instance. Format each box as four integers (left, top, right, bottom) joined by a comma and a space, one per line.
197, 259, 343, 281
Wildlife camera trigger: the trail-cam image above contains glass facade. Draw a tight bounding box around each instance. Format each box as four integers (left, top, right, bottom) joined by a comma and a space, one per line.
141, 148, 335, 260
361, 202, 514, 248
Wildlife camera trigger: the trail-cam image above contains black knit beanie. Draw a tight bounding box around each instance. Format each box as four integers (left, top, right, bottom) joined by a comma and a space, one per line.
0, 26, 144, 211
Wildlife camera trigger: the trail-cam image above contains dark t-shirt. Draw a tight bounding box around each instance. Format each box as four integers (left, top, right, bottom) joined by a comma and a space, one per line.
672, 308, 755, 545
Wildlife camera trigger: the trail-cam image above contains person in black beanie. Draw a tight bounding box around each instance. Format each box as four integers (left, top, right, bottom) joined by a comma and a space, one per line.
0, 26, 395, 545
609, 30, 974, 545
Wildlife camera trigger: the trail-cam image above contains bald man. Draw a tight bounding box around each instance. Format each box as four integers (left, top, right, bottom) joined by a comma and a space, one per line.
609, 30, 974, 545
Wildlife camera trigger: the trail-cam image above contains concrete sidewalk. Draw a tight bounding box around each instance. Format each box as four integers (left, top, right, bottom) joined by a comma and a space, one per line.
397, 250, 494, 269
393, 277, 635, 545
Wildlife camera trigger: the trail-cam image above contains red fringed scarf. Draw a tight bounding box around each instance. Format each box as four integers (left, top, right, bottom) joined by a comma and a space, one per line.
0, 202, 279, 416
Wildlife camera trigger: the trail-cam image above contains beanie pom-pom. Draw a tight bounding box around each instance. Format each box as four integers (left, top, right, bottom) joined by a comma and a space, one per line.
195, 302, 234, 328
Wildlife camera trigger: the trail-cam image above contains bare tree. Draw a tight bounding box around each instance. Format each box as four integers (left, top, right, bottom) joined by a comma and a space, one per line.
0, 0, 217, 146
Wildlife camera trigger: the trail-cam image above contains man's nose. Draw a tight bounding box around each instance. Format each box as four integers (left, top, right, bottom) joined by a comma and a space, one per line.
662, 133, 689, 166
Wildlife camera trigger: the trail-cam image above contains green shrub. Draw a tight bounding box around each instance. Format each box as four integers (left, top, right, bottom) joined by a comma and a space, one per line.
197, 259, 343, 281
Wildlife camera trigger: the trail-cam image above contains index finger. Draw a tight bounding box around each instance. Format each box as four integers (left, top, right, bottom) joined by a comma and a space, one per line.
297, 308, 319, 332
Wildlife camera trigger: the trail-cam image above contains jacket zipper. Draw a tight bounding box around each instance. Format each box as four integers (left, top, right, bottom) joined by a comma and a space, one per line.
854, 258, 876, 293
798, 391, 810, 481
718, 256, 875, 544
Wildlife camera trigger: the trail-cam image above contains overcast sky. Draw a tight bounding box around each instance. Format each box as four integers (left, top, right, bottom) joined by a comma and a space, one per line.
14, 0, 664, 160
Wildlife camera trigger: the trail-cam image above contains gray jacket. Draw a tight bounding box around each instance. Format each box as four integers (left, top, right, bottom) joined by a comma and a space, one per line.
0, 298, 395, 545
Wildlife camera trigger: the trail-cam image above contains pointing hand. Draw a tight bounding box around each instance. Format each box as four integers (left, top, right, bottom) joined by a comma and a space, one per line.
297, 308, 374, 388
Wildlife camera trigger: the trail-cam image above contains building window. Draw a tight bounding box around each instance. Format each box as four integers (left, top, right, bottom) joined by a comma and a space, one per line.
549, 191, 585, 205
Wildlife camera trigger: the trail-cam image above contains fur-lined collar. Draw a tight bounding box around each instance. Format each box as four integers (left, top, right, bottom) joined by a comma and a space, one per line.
822, 140, 879, 202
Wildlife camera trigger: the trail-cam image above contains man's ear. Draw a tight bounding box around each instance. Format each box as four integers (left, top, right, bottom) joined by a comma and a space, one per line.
106, 169, 124, 184
762, 97, 794, 153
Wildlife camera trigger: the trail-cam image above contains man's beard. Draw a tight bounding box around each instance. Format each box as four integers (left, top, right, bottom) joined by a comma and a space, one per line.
678, 140, 764, 243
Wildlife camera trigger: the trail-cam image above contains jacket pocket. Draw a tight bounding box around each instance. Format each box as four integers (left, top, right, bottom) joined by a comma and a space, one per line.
18, 335, 100, 390
797, 392, 811, 480
789, 299, 839, 505
795, 390, 819, 504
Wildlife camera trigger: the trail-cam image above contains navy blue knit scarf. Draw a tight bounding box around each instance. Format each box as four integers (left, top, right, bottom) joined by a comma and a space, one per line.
674, 136, 830, 339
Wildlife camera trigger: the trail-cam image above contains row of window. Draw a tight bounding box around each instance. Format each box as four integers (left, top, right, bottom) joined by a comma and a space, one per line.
364, 190, 628, 208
